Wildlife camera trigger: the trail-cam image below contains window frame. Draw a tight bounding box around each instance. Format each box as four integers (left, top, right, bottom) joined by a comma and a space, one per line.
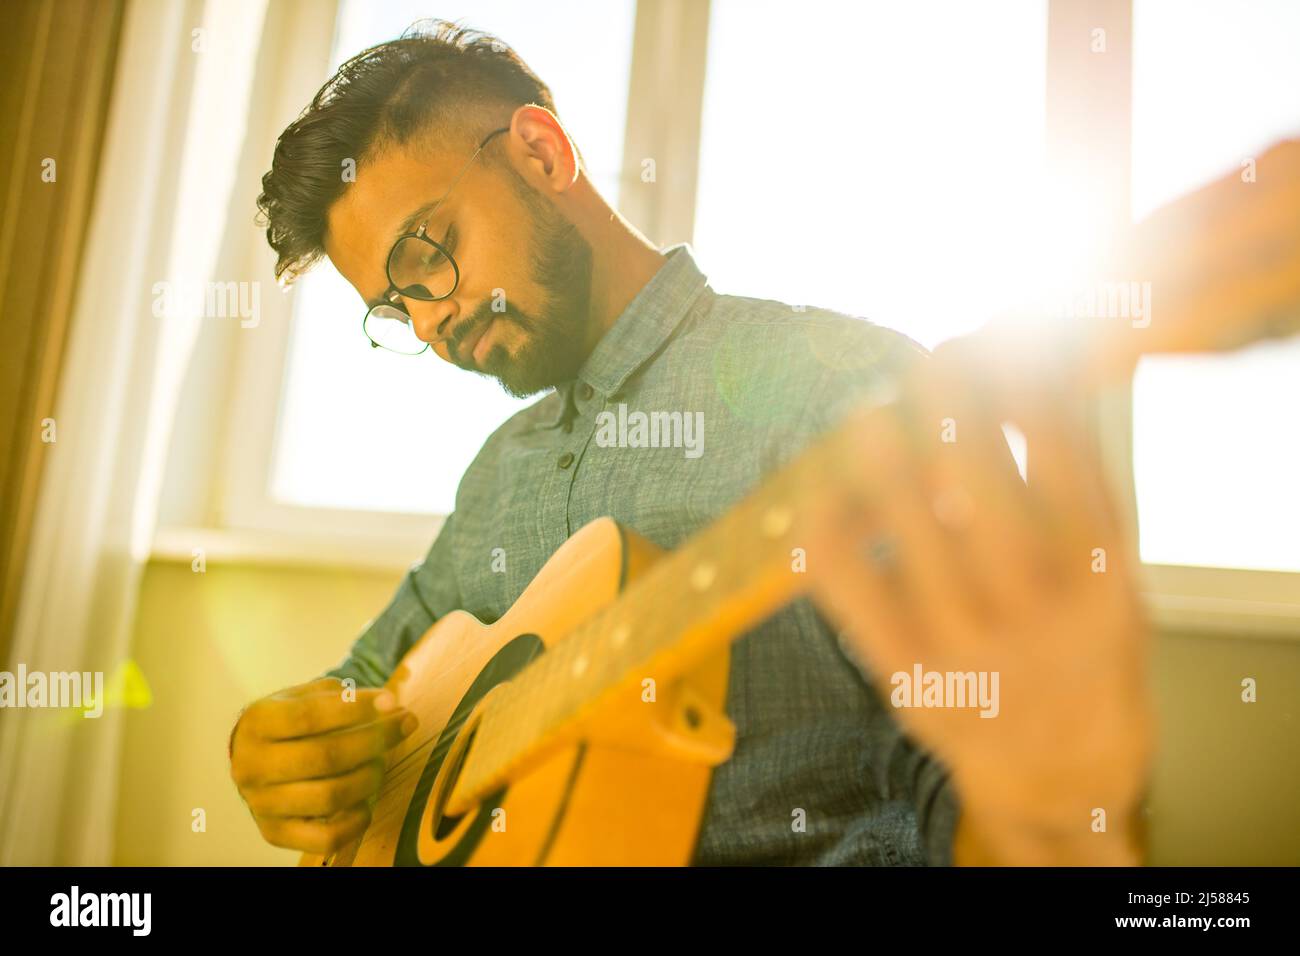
1076, 0, 1300, 631
206, 0, 442, 568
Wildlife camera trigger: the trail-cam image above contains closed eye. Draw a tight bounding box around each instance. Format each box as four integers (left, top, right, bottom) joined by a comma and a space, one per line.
419, 224, 456, 270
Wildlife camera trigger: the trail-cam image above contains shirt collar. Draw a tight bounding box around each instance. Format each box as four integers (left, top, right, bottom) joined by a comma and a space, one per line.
539, 242, 709, 426
581, 242, 709, 394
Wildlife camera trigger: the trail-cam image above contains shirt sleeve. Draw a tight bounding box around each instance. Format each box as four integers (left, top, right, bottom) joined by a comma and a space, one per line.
321, 508, 465, 689
914, 748, 962, 866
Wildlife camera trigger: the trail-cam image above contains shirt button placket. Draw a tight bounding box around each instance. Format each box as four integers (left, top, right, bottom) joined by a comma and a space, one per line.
556, 380, 601, 534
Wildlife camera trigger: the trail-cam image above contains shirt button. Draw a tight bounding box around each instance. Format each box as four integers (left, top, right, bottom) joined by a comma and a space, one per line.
561, 420, 573, 433
557, 451, 575, 469
578, 382, 594, 401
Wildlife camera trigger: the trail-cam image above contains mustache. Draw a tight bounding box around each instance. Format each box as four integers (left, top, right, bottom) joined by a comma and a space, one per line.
449, 305, 531, 367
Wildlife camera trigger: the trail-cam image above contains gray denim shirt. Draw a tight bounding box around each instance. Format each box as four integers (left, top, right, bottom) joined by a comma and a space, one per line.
324, 243, 960, 865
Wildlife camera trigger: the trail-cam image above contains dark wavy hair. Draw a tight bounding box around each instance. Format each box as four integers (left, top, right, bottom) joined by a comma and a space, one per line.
255, 19, 569, 284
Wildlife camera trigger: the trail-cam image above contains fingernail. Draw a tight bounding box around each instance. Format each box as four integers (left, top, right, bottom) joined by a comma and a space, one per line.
400, 713, 418, 735
374, 691, 396, 712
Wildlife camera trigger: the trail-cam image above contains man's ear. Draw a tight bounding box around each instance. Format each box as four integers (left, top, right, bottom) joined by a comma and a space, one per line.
510, 104, 579, 191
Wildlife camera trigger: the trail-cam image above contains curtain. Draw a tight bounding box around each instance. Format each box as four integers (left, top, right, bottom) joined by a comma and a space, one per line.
0, 0, 271, 865
0, 0, 124, 711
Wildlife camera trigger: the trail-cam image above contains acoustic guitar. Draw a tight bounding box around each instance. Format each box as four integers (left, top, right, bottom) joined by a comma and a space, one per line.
302, 140, 1300, 866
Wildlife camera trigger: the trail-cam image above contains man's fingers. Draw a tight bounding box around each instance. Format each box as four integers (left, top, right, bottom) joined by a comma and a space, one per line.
1020, 420, 1131, 594
257, 804, 372, 856
242, 711, 417, 787
925, 349, 1135, 618
245, 685, 400, 741
806, 433, 931, 673
867, 406, 984, 641
245, 759, 386, 819
911, 361, 1048, 613
286, 677, 350, 696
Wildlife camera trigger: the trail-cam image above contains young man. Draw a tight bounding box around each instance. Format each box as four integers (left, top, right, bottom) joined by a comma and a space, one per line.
230, 21, 1150, 865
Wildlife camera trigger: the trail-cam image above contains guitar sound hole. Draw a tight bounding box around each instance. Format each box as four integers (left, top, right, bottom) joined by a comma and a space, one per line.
394, 633, 540, 866
432, 726, 477, 841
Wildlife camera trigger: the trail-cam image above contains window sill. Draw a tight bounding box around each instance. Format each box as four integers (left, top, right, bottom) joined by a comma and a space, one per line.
148, 528, 1300, 638
151, 524, 439, 573
1141, 564, 1300, 638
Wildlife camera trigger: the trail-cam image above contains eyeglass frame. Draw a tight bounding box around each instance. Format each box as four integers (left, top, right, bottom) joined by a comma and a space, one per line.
362, 125, 511, 354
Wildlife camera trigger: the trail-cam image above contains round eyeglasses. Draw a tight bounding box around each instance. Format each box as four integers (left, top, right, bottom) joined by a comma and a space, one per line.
362, 225, 460, 355
362, 126, 510, 355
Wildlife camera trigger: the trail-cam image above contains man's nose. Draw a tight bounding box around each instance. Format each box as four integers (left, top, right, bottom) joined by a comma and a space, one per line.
408, 298, 458, 344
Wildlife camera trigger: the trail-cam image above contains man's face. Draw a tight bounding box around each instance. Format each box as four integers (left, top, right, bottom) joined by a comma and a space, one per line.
323, 136, 594, 398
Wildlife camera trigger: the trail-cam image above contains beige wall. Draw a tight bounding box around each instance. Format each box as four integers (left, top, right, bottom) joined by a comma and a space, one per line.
113, 558, 402, 866
116, 558, 1300, 865
1147, 627, 1300, 864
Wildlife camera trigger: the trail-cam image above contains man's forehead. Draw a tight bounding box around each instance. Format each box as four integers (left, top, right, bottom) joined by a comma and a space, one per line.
329, 148, 454, 238
323, 147, 458, 285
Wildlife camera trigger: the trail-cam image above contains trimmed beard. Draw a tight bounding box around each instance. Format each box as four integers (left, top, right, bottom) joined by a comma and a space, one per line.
454, 165, 595, 399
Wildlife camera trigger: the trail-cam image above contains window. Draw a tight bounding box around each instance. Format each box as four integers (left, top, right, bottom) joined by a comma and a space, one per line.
1130, 0, 1300, 572
267, 0, 636, 516
694, 0, 1049, 351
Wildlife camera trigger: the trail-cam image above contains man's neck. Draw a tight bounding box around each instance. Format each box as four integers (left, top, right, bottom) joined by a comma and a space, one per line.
573, 184, 668, 355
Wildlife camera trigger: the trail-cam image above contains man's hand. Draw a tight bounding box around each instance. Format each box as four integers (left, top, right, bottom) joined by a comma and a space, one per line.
229, 677, 417, 855
808, 356, 1154, 864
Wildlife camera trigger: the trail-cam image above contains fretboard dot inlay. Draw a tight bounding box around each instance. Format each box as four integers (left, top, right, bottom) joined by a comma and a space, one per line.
572, 655, 588, 678
761, 506, 794, 538
690, 562, 717, 592
610, 624, 630, 647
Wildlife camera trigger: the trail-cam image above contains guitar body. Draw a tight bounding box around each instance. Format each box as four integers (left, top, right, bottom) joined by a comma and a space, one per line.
303, 517, 732, 866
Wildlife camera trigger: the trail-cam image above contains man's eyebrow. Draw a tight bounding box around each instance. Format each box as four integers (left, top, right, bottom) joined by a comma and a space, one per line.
362, 198, 446, 309
392, 198, 442, 244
